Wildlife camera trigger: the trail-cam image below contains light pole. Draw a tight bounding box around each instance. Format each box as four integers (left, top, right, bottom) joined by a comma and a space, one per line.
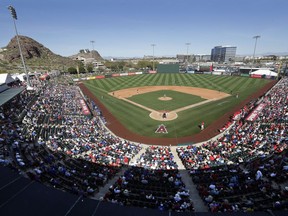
8, 5, 32, 89
151, 44, 156, 71
90, 40, 95, 59
252, 35, 260, 67
185, 43, 190, 63
90, 40, 95, 51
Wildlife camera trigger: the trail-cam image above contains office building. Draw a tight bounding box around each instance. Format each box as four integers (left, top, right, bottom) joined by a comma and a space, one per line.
211, 46, 237, 63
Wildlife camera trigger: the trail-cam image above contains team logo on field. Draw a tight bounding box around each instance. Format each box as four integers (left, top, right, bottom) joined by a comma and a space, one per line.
155, 124, 168, 134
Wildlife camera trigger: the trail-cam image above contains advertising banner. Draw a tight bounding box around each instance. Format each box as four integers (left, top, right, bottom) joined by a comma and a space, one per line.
250, 74, 262, 78
245, 103, 266, 121
112, 73, 120, 77
95, 75, 105, 79
79, 99, 90, 115
120, 73, 128, 76
87, 76, 96, 80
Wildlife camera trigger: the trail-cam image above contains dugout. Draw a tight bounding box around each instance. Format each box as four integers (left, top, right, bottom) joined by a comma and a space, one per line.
157, 63, 179, 73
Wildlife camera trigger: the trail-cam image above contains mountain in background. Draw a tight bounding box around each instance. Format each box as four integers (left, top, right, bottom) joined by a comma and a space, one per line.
236, 52, 288, 57
0, 35, 103, 73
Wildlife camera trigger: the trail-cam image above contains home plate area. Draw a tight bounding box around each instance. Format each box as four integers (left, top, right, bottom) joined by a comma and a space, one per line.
149, 110, 178, 121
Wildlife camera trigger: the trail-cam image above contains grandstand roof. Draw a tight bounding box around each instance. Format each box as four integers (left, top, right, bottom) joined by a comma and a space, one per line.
0, 86, 24, 106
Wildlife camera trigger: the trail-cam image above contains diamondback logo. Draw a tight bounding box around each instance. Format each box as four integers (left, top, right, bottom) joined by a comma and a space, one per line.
155, 124, 168, 134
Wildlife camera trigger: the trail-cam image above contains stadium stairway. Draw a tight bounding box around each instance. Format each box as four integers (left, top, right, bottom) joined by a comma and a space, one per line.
92, 146, 148, 200
128, 145, 148, 165
92, 146, 208, 212
92, 166, 129, 200
170, 147, 209, 212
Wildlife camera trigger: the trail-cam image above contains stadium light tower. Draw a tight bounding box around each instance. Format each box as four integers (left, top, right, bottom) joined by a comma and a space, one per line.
151, 44, 156, 71
8, 5, 32, 90
90, 40, 95, 58
90, 40, 95, 51
252, 35, 260, 66
185, 42, 191, 63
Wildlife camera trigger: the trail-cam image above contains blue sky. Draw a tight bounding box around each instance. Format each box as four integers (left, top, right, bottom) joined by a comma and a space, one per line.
0, 0, 287, 57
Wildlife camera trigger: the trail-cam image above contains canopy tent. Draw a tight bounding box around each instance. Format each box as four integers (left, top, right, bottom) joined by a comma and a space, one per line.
0, 73, 16, 85
12, 73, 26, 82
250, 69, 278, 77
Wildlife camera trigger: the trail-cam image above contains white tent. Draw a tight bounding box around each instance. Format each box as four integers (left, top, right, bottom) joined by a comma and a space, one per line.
250, 69, 278, 77
0, 73, 16, 85
13, 73, 26, 82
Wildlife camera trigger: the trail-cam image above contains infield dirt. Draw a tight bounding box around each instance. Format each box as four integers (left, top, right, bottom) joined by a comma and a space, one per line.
109, 86, 229, 100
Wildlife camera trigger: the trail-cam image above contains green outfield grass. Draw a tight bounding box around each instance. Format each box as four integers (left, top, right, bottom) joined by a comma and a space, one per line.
84, 73, 272, 138
129, 90, 206, 111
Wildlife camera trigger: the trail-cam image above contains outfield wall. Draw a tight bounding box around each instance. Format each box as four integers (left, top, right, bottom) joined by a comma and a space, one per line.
73, 71, 277, 82
157, 63, 180, 73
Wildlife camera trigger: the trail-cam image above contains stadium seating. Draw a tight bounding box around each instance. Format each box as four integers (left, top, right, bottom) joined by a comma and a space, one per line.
0, 75, 287, 214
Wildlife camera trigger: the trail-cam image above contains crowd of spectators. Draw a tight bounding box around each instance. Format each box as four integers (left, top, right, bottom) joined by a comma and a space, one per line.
104, 146, 194, 211
1, 76, 141, 197
20, 80, 142, 166
1, 74, 288, 213
177, 77, 288, 212
0, 89, 37, 124
131, 146, 178, 169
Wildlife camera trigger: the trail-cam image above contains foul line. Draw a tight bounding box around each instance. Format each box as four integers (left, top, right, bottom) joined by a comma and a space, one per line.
121, 97, 229, 114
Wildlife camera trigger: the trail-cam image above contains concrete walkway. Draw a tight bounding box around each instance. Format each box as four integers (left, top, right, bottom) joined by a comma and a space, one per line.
170, 147, 208, 212
93, 146, 148, 200
129, 145, 147, 165
93, 145, 208, 212
93, 166, 128, 200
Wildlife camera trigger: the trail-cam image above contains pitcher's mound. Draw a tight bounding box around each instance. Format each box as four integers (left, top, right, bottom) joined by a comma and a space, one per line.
149, 111, 178, 121
158, 96, 172, 101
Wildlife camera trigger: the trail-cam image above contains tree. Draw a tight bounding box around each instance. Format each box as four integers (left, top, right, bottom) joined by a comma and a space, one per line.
104, 61, 125, 72
68, 67, 77, 74
86, 63, 94, 73
77, 61, 86, 73
78, 65, 86, 73
117, 61, 126, 71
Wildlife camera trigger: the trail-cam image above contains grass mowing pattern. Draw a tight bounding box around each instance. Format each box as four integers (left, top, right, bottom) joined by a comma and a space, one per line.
84, 74, 271, 138
129, 90, 206, 111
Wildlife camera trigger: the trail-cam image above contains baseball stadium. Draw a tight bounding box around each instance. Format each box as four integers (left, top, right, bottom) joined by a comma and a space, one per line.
79, 73, 276, 144
1, 71, 288, 216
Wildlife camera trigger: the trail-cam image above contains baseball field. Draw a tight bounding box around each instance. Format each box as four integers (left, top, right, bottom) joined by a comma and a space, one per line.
81, 73, 274, 145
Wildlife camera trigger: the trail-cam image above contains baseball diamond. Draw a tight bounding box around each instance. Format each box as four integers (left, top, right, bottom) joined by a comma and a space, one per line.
80, 73, 276, 145
109, 86, 230, 121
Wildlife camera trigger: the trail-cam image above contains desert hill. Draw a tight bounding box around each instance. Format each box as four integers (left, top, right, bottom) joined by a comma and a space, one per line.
0, 35, 103, 73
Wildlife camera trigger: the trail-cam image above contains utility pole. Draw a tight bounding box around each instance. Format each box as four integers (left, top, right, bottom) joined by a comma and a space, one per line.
151, 44, 156, 71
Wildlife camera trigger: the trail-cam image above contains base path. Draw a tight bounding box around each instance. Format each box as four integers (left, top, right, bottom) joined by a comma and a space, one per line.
79, 81, 277, 146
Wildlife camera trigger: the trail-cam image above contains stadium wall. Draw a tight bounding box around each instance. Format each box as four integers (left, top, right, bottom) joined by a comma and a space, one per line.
157, 63, 180, 73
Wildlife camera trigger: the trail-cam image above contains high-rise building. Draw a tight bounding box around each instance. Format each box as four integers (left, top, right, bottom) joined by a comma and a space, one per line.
211, 46, 237, 63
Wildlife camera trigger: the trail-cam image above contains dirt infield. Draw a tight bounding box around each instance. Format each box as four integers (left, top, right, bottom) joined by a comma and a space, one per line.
109, 86, 229, 100
79, 80, 277, 146
109, 86, 230, 121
